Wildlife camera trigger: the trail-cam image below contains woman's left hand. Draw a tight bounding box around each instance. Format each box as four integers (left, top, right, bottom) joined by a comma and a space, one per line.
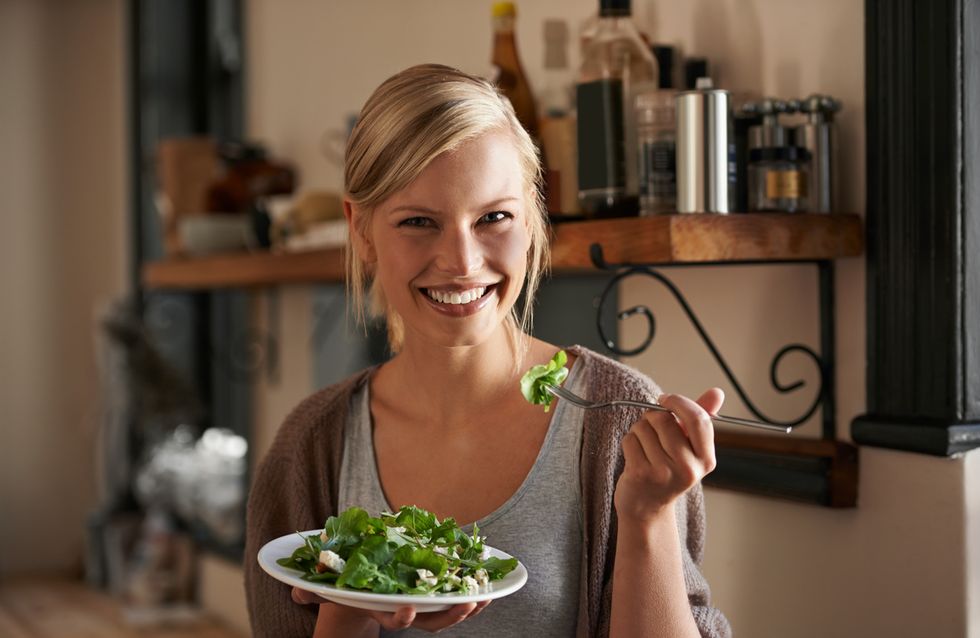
614, 388, 723, 525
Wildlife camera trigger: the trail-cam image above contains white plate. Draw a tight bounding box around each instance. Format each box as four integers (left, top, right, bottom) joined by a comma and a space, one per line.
257, 530, 529, 612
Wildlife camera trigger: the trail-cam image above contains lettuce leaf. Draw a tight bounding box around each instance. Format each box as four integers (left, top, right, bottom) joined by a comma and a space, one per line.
520, 350, 569, 412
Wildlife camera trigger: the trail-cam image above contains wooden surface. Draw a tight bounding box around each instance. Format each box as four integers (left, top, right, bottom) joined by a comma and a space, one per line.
714, 430, 860, 507
142, 213, 864, 289
0, 577, 243, 638
550, 213, 864, 269
143, 247, 345, 290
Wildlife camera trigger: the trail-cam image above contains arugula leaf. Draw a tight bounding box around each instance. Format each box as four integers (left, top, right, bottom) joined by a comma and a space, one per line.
520, 350, 569, 412
322, 507, 370, 558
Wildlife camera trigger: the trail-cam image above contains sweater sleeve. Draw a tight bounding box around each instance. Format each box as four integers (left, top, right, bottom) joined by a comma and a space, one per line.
244, 442, 320, 638
677, 484, 733, 638
243, 378, 357, 638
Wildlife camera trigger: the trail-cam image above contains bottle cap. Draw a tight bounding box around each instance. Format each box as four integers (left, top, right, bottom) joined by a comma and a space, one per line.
599, 0, 631, 17
492, 2, 516, 17
684, 58, 709, 89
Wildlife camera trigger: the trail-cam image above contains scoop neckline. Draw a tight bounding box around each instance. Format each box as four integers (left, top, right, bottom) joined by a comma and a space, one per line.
358, 353, 585, 531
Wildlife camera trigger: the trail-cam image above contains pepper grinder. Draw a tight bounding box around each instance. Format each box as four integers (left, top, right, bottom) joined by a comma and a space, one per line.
794, 94, 842, 213
743, 98, 794, 149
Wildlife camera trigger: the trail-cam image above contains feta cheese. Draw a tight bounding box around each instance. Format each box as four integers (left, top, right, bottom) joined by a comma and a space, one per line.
318, 549, 346, 574
474, 568, 489, 586
443, 574, 462, 592
416, 568, 438, 587
461, 575, 480, 595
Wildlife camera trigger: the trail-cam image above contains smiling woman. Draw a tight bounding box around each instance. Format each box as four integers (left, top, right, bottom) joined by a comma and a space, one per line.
342, 64, 549, 359
243, 64, 731, 638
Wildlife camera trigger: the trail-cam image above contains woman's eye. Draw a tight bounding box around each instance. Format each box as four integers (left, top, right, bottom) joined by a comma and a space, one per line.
479, 211, 512, 224
399, 216, 433, 228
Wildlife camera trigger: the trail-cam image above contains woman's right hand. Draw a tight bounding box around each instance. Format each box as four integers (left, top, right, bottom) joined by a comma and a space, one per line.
293, 586, 490, 635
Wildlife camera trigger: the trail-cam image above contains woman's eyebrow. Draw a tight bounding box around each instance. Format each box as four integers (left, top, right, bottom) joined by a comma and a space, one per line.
388, 197, 521, 216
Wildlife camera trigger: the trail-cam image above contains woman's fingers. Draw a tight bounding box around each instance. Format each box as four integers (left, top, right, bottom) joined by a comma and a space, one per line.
658, 392, 718, 470
291, 587, 329, 605
402, 603, 480, 631
695, 387, 725, 417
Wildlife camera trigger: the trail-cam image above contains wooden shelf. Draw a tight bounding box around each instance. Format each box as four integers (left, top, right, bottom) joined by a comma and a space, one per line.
142, 213, 863, 289
143, 247, 345, 290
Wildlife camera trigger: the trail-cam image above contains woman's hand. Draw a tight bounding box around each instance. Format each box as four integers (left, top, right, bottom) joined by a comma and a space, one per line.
614, 388, 723, 525
293, 587, 490, 635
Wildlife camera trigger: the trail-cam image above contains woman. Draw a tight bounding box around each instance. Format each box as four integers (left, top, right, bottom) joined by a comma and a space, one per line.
244, 64, 731, 638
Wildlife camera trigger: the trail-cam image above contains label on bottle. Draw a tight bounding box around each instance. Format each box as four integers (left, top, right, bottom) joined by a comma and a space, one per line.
576, 78, 626, 194
638, 138, 676, 200
766, 170, 805, 199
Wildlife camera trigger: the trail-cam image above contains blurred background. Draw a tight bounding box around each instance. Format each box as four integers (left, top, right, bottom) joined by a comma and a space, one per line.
1, 0, 978, 636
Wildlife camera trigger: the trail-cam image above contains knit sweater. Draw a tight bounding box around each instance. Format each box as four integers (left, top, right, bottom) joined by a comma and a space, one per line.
244, 345, 731, 637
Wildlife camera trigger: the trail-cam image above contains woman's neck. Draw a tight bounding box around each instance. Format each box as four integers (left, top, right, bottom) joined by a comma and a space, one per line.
377, 325, 535, 427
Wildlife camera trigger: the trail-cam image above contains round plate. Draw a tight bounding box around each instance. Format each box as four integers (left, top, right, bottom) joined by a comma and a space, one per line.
257, 530, 529, 612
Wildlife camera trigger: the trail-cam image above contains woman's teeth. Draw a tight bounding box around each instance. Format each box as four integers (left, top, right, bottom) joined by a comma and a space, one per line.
426, 286, 487, 305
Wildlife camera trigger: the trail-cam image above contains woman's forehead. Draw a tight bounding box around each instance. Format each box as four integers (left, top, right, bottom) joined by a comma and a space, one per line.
386, 132, 525, 213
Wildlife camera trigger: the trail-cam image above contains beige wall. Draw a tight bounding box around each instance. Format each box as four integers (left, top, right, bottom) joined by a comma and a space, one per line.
0, 0, 127, 575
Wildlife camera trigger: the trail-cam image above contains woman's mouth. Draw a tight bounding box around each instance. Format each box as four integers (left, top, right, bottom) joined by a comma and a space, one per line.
419, 284, 497, 316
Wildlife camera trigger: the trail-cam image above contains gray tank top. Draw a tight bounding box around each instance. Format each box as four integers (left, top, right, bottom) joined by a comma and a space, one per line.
337, 363, 588, 637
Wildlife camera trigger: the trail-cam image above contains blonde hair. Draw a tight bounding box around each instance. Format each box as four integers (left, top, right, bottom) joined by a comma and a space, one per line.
344, 63, 550, 355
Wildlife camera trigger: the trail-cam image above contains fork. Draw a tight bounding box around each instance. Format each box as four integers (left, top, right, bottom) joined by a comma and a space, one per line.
545, 384, 793, 434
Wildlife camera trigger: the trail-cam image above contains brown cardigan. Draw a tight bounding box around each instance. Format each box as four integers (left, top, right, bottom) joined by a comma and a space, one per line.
244, 345, 731, 637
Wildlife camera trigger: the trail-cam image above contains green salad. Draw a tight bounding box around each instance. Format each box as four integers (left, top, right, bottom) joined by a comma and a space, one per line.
520, 349, 569, 412
277, 505, 518, 595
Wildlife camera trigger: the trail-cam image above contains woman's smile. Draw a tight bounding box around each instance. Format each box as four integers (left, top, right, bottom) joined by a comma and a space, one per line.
419, 284, 498, 317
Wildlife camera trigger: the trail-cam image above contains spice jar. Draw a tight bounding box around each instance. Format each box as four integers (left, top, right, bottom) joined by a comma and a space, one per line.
748, 146, 810, 212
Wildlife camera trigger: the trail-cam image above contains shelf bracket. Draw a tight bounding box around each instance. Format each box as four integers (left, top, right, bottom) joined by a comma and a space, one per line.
589, 242, 837, 437
586, 241, 853, 506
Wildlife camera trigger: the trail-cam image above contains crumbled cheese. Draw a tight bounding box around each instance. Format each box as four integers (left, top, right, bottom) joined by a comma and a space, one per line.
416, 568, 438, 587
461, 575, 479, 595
474, 568, 489, 586
318, 549, 346, 573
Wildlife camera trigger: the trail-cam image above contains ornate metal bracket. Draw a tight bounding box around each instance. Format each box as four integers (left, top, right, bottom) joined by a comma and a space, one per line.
589, 243, 832, 431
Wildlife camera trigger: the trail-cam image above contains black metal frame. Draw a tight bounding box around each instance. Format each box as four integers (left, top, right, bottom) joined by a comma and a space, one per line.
587, 242, 854, 506
589, 244, 835, 436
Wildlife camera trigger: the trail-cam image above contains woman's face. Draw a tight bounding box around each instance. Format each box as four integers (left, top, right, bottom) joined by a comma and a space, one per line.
361, 130, 531, 350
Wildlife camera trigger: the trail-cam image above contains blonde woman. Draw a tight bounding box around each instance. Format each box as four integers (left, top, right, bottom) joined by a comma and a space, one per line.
244, 64, 731, 638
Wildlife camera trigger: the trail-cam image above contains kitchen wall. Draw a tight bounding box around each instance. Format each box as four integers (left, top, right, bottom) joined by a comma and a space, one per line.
0, 0, 127, 575
239, 1, 979, 637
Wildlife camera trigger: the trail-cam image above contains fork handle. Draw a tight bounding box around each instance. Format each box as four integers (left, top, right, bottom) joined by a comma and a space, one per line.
613, 400, 792, 434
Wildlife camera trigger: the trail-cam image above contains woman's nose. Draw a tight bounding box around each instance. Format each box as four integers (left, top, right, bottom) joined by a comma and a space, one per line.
435, 228, 482, 276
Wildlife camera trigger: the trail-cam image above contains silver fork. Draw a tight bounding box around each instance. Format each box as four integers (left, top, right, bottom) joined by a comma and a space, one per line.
545, 384, 792, 434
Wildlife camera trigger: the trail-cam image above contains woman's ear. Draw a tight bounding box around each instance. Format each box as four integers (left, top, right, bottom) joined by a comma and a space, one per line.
344, 200, 376, 263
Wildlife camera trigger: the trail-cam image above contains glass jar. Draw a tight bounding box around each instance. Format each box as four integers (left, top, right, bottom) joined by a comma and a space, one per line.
635, 89, 676, 215
748, 146, 811, 212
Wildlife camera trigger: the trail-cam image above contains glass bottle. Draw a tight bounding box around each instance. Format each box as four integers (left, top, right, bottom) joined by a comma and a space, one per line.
576, 0, 658, 217
491, 2, 538, 140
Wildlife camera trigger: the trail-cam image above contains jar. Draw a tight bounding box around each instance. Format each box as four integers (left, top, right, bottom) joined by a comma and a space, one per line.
635, 89, 676, 215
748, 146, 811, 212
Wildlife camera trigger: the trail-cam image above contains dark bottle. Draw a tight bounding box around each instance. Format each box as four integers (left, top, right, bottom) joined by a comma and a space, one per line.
492, 2, 538, 140
576, 0, 658, 217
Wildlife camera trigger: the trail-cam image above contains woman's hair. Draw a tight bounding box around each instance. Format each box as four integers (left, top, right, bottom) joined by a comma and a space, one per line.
344, 63, 550, 354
